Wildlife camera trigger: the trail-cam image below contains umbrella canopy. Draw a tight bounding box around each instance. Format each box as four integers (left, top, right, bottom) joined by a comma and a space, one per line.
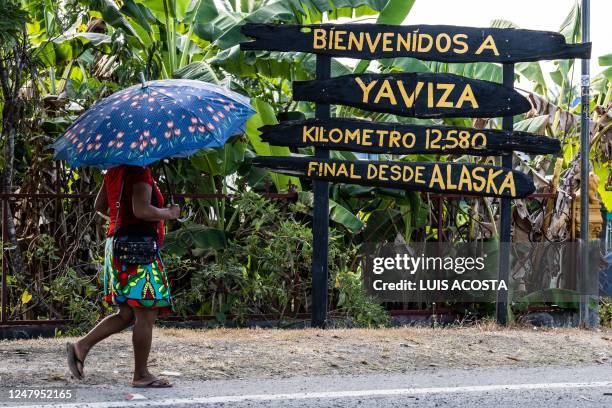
53, 79, 255, 169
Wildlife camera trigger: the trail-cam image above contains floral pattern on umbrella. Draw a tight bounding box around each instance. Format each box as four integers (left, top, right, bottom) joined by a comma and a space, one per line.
52, 79, 255, 169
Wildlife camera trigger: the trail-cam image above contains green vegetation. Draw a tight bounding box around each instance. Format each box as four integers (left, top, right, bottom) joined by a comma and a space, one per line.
0, 0, 610, 329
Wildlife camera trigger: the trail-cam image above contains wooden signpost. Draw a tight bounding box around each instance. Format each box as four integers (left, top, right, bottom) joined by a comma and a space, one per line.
240, 19, 589, 328
293, 73, 531, 118
259, 119, 561, 156
252, 156, 536, 199
241, 23, 591, 63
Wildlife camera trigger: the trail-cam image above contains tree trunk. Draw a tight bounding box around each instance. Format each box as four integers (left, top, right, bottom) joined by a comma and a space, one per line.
1, 67, 25, 281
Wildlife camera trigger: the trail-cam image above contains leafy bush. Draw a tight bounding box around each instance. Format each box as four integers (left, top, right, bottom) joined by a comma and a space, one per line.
600, 297, 612, 328
334, 269, 389, 327
164, 191, 388, 326
49, 268, 107, 335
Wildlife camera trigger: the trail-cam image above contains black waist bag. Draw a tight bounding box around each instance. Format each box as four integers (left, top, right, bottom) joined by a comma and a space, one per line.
112, 173, 158, 265
113, 235, 158, 264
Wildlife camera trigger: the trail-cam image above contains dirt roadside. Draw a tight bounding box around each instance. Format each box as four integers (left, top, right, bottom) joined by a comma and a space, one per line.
0, 326, 611, 388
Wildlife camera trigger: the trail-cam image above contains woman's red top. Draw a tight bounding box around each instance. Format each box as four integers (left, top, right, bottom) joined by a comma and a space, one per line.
104, 165, 165, 246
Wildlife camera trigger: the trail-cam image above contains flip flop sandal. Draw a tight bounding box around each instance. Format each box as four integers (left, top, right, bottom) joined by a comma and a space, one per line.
65, 342, 84, 380
132, 378, 173, 388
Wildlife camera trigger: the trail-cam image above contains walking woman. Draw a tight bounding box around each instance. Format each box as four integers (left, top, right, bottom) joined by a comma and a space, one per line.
66, 165, 179, 388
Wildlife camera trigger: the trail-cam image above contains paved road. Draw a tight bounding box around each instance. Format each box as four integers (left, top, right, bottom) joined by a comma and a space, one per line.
2, 365, 611, 407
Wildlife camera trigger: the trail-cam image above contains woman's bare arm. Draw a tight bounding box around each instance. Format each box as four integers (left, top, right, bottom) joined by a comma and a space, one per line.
94, 182, 109, 219
132, 182, 180, 222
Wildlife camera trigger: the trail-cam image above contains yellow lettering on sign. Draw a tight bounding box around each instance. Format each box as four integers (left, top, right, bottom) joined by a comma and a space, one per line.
304, 161, 518, 198
498, 172, 516, 196
446, 164, 457, 189
390, 130, 402, 147
390, 165, 402, 181
457, 165, 473, 192
355, 80, 481, 111
355, 77, 378, 103
361, 130, 372, 146
436, 83, 455, 108
472, 132, 487, 149
307, 161, 320, 176
328, 128, 342, 143
414, 165, 425, 184
418, 33, 433, 52
367, 164, 378, 179
427, 128, 441, 149
334, 30, 347, 50
427, 82, 434, 108
453, 34, 469, 54
486, 168, 503, 195
456, 84, 479, 108
397, 80, 424, 108
375, 130, 388, 147
346, 128, 361, 144
472, 167, 486, 192
436, 33, 452, 53
374, 80, 398, 105
397, 33, 411, 51
348, 31, 364, 51
382, 32, 394, 52
378, 164, 389, 181
313, 29, 327, 49
403, 132, 416, 148
365, 33, 382, 53
308, 28, 509, 61
430, 164, 445, 190
475, 35, 500, 56
361, 128, 372, 145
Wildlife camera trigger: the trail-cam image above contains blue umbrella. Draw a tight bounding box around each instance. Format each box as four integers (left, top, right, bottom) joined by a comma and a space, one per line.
52, 79, 255, 169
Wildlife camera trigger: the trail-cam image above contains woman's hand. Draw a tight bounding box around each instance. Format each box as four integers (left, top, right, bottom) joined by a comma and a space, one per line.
133, 183, 179, 222
166, 204, 180, 220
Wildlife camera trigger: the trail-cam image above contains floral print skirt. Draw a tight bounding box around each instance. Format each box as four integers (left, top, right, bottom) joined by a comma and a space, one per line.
103, 238, 172, 313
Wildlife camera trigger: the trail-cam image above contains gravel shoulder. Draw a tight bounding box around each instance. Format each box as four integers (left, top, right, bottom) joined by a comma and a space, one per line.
0, 326, 610, 389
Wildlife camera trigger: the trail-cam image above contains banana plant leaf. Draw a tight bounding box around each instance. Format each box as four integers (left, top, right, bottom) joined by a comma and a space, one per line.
297, 191, 364, 233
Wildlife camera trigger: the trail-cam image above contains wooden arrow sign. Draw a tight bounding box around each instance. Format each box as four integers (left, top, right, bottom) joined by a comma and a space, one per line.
259, 118, 560, 156
253, 156, 535, 199
241, 23, 591, 63
293, 73, 531, 118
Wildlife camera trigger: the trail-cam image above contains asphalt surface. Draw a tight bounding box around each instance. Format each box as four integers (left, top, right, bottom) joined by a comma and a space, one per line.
1, 365, 611, 407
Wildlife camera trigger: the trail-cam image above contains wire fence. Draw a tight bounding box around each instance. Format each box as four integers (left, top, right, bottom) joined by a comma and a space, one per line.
1, 189, 572, 326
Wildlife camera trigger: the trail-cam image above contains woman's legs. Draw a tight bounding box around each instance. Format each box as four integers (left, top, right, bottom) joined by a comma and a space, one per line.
74, 304, 134, 365
131, 307, 162, 384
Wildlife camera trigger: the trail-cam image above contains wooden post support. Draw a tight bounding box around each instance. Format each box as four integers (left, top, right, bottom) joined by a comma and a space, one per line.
311, 54, 331, 328
496, 63, 515, 326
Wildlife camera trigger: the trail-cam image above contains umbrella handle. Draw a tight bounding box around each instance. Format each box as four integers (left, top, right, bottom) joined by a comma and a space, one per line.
176, 205, 193, 223
160, 161, 191, 222
161, 161, 175, 204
